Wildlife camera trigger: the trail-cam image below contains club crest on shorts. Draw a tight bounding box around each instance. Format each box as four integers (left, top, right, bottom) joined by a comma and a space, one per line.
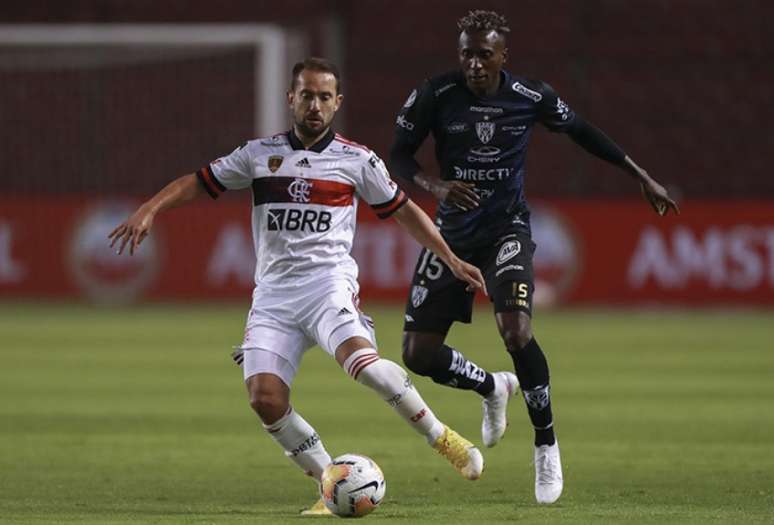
268, 155, 283, 173
411, 285, 428, 308
496, 240, 521, 265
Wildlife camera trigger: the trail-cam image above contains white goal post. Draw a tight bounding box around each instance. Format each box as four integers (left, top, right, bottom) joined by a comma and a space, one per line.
0, 24, 301, 136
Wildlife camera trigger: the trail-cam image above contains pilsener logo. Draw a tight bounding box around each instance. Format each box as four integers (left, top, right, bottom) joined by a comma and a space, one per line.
267, 209, 332, 232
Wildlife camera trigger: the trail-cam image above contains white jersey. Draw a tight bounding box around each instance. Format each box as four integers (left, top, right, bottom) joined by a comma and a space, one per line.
196, 129, 407, 289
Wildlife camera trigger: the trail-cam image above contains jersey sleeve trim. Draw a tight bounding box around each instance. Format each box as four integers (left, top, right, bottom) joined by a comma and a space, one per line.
196, 165, 226, 199
371, 188, 408, 219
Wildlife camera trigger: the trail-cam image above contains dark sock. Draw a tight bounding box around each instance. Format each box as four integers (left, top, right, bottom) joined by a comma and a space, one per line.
507, 337, 556, 446
426, 344, 495, 397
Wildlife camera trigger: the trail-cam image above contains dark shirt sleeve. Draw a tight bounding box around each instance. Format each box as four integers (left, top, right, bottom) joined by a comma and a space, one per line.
388, 81, 436, 183
536, 80, 626, 166
567, 116, 627, 166
535, 80, 576, 132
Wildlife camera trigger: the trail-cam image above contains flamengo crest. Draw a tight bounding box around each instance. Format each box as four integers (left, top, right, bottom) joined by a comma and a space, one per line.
475, 121, 495, 144
288, 178, 313, 203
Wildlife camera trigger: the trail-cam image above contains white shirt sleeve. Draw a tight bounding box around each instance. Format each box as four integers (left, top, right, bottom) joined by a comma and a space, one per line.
357, 153, 408, 219
210, 143, 253, 190
197, 143, 253, 198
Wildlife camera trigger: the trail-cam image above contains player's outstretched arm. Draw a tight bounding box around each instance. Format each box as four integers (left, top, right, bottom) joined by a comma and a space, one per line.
622, 156, 680, 216
391, 199, 487, 295
109, 173, 205, 255
565, 116, 679, 216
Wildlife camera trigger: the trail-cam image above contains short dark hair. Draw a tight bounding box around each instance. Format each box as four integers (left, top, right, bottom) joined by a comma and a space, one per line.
290, 57, 342, 94
457, 10, 510, 36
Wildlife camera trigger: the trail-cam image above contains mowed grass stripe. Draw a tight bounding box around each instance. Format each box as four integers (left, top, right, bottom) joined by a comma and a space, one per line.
1, 303, 772, 524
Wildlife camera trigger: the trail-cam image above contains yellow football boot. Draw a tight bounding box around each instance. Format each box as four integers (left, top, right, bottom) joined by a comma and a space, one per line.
432, 425, 484, 480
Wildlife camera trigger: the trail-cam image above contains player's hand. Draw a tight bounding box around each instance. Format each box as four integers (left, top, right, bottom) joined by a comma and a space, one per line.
639, 174, 680, 216
108, 206, 155, 255
431, 180, 480, 211
640, 177, 680, 216
448, 257, 488, 296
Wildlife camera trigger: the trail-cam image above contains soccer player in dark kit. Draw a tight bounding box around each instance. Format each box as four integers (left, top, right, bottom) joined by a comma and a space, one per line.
389, 10, 679, 504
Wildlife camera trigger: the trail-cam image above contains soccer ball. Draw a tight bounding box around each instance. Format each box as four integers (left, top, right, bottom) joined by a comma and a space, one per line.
320, 454, 386, 517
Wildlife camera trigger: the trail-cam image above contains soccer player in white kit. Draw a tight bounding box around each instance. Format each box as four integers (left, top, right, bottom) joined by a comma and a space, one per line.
109, 58, 488, 515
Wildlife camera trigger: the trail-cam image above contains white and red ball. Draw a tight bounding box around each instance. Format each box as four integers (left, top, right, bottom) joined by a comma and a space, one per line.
320, 454, 386, 517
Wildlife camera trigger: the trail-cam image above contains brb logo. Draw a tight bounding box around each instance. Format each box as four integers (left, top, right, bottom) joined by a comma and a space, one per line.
267, 209, 332, 232
288, 178, 312, 203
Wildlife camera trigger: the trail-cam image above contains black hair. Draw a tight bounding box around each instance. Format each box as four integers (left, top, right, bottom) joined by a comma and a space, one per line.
457, 10, 511, 36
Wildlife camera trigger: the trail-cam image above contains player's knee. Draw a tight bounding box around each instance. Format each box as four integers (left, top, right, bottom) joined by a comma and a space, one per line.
501, 324, 533, 353
249, 389, 288, 421
401, 337, 434, 376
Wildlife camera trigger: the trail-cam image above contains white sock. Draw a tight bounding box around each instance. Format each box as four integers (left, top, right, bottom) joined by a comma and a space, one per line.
262, 407, 331, 480
343, 349, 445, 444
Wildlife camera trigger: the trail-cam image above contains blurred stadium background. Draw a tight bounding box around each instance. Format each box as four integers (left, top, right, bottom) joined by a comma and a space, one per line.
1, 1, 772, 524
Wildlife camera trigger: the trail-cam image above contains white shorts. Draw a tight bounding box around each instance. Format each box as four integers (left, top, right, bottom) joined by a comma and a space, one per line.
239, 278, 377, 385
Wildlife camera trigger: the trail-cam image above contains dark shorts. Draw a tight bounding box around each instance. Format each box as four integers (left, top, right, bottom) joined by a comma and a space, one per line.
403, 229, 536, 334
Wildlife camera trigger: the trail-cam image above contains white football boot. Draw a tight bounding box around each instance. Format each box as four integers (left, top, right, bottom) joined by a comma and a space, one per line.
534, 439, 563, 504
481, 371, 519, 448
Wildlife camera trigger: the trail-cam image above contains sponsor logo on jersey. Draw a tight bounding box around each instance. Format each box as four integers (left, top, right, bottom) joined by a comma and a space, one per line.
475, 188, 495, 200
511, 81, 543, 102
434, 82, 456, 96
503, 124, 527, 136
467, 145, 502, 163
469, 146, 501, 156
446, 122, 469, 134
288, 178, 313, 203
453, 166, 513, 181
497, 241, 521, 265
295, 157, 311, 168
556, 98, 571, 120
268, 155, 283, 173
475, 121, 495, 144
396, 114, 415, 131
329, 145, 359, 156
411, 285, 428, 307
260, 135, 287, 146
267, 208, 332, 232
470, 105, 503, 114
403, 89, 417, 108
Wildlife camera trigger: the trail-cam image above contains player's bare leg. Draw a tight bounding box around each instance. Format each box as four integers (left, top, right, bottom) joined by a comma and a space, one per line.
245, 372, 334, 514
403, 331, 519, 447
497, 311, 563, 504
336, 336, 483, 480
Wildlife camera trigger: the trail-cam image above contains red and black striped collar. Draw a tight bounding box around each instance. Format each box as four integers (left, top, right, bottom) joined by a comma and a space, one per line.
287, 127, 336, 153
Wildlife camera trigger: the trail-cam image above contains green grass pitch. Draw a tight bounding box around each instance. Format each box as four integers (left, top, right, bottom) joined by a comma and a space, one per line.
1, 303, 772, 524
